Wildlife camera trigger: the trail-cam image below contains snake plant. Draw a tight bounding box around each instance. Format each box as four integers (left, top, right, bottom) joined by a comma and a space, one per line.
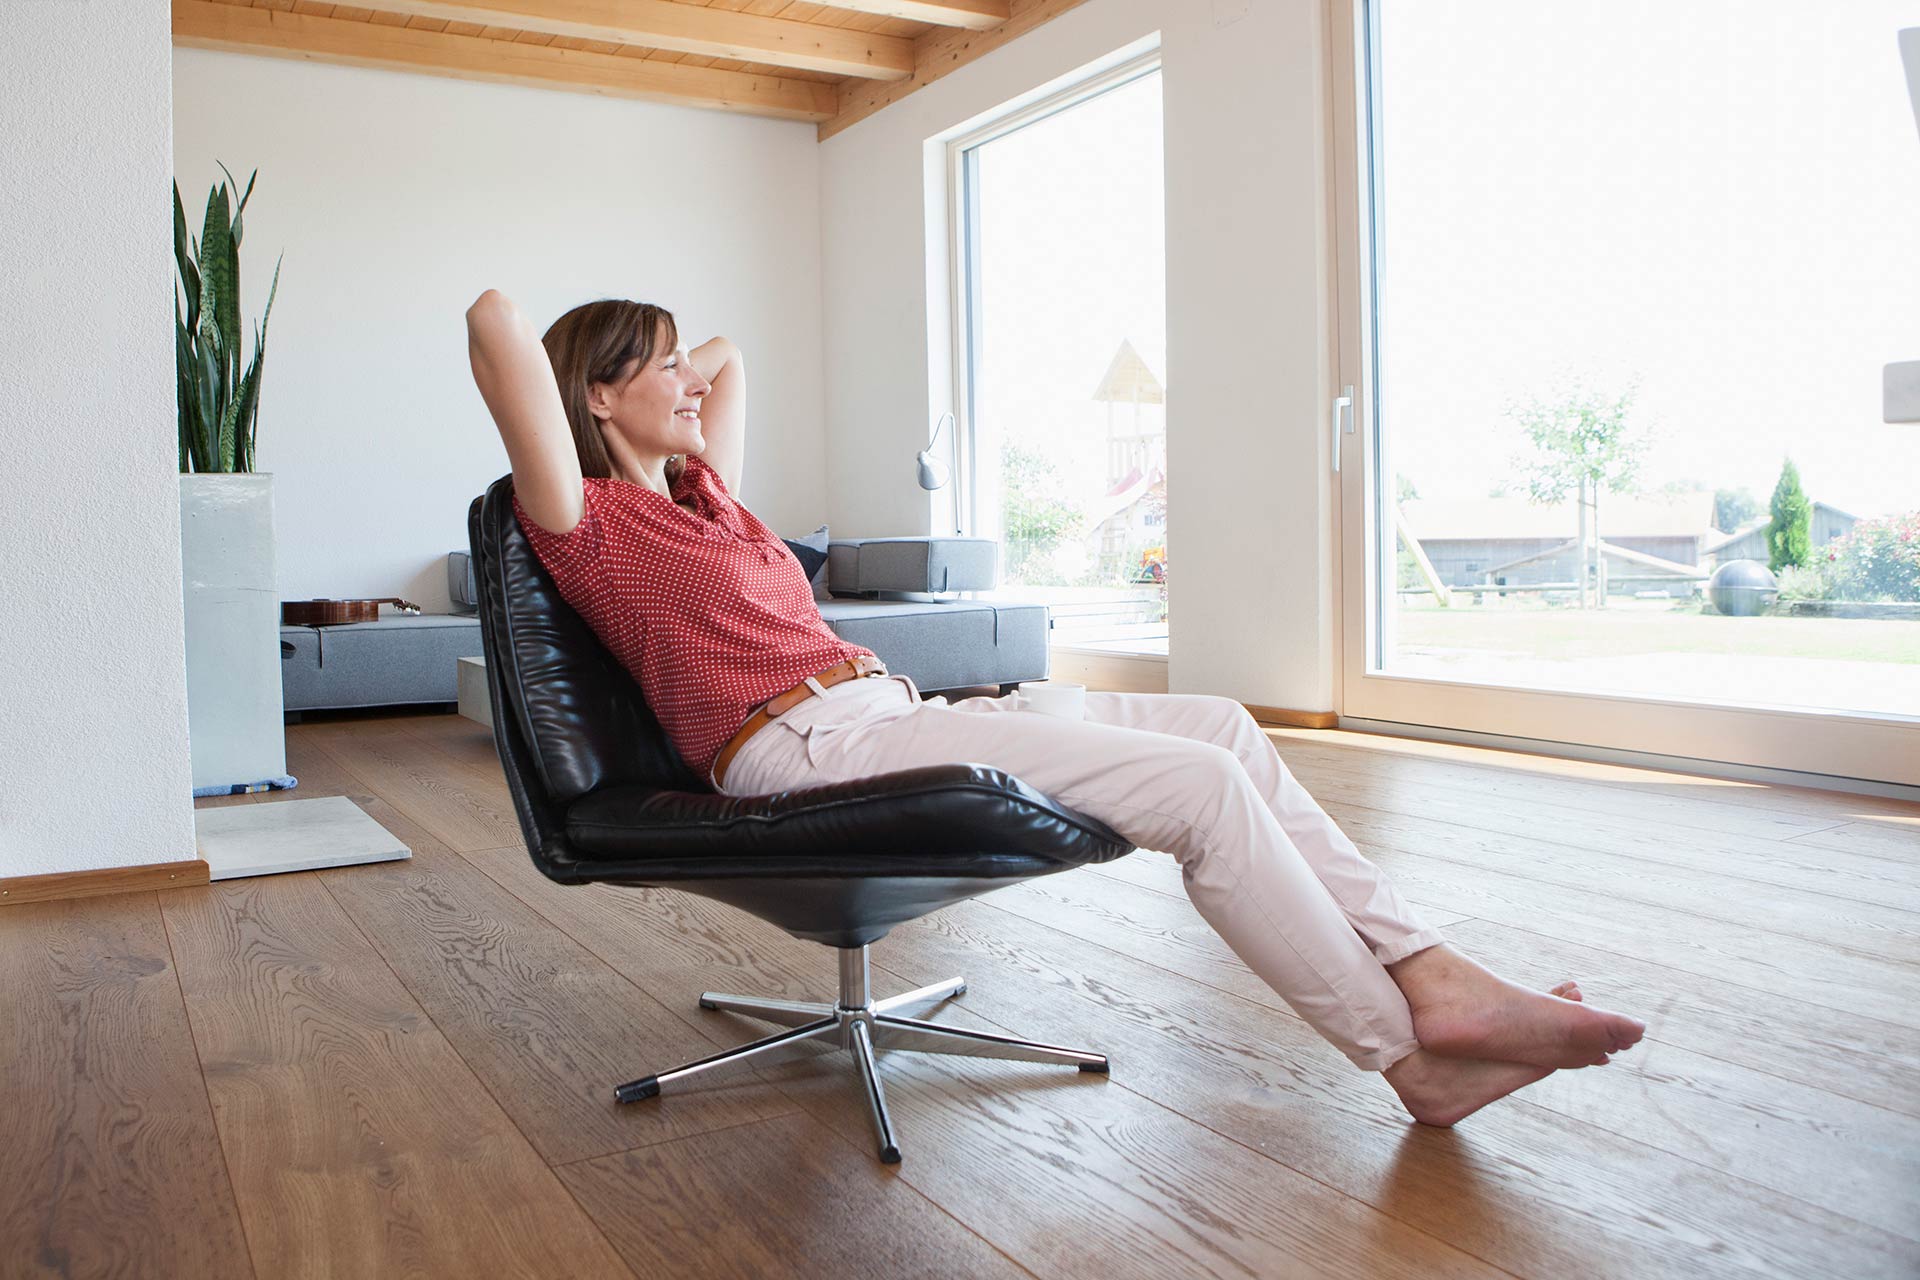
174, 164, 282, 473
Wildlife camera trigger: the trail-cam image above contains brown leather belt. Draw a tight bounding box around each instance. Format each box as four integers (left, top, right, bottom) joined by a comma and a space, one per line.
709, 654, 890, 789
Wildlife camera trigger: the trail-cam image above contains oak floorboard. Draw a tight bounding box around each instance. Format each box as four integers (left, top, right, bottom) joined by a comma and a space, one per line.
1438, 917, 1920, 1118
1786, 818, 1920, 864
281, 726, 381, 799
317, 798, 796, 1165
556, 1110, 1034, 1279
0, 893, 254, 1280
402, 710, 509, 775
983, 869, 1467, 1015
1292, 786, 1920, 962
458, 844, 865, 1014
1269, 735, 1840, 840
767, 1041, 1503, 1280
299, 718, 522, 851
454, 848, 1499, 1279
1357, 852, 1920, 1027
1086, 853, 1920, 1114
1270, 727, 1920, 829
159, 874, 632, 1279
458, 842, 1907, 1279
869, 900, 1917, 1279
1282, 752, 1920, 914
977, 874, 1920, 1240
205, 711, 1920, 1278
1089, 832, 1920, 1028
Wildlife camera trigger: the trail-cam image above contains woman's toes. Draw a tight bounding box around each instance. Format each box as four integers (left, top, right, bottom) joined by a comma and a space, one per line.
1550, 980, 1584, 1002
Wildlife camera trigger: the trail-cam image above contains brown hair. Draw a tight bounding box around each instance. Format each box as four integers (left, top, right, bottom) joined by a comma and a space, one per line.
541, 298, 686, 490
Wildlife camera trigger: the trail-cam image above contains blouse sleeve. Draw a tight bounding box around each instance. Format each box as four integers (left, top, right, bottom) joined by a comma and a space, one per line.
512, 481, 605, 576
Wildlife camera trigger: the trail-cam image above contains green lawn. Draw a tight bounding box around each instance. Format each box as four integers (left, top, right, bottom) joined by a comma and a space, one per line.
1395, 603, 1920, 665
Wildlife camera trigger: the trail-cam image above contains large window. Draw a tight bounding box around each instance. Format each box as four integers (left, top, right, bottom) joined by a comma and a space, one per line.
1335, 1, 1920, 783
954, 55, 1168, 654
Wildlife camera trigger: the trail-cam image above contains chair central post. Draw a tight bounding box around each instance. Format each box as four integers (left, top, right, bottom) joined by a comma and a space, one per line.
837, 945, 872, 1011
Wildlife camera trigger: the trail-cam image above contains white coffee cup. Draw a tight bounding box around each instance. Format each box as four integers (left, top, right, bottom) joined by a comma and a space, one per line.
1016, 680, 1087, 720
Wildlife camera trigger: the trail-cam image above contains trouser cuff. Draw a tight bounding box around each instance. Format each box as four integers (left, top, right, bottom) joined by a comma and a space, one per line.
1352, 1036, 1422, 1073
1372, 926, 1447, 967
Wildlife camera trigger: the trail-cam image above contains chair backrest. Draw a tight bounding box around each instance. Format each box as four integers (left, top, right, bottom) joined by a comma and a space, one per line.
468, 475, 706, 809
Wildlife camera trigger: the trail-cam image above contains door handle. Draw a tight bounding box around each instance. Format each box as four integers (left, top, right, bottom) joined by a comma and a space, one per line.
1330, 385, 1355, 473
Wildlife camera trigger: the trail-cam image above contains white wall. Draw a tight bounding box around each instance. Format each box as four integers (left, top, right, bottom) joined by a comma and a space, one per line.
0, 1, 197, 875
821, 0, 1336, 711
172, 49, 831, 612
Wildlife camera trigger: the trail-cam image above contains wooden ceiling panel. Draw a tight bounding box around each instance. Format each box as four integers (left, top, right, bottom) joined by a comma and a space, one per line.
171, 0, 1093, 135
332, 0, 917, 80
173, 1, 839, 119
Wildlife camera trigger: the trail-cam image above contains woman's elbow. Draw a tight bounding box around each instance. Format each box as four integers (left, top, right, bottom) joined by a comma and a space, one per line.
466, 289, 518, 331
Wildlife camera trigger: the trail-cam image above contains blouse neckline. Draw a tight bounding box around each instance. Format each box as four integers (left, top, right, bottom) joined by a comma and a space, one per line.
595, 462, 731, 537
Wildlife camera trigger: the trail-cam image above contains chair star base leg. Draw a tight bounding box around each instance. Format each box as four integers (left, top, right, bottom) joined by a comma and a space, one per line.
619, 949, 1108, 1164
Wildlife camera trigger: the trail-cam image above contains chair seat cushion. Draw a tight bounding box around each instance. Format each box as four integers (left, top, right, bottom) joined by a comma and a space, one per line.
561, 762, 1129, 880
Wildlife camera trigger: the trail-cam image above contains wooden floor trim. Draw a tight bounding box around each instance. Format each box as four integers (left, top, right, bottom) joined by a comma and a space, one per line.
1245, 703, 1339, 729
0, 858, 209, 907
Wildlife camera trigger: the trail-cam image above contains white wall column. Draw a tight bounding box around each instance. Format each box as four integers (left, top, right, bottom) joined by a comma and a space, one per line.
1, 0, 198, 874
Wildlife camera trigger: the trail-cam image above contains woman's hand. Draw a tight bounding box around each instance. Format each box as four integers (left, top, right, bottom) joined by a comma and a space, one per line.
688, 335, 738, 387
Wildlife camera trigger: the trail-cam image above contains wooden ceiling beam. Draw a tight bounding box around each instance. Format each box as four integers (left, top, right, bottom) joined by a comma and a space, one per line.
347, 0, 916, 81
172, 1, 838, 122
807, 0, 1009, 31
820, 0, 1092, 141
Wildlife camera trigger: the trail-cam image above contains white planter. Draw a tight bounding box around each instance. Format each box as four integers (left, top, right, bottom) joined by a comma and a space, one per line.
180, 473, 287, 790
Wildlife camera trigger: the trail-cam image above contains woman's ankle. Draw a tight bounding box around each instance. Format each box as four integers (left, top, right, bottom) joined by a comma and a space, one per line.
1385, 941, 1464, 1001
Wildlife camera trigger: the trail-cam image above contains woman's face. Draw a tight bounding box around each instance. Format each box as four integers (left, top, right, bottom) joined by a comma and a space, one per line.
589, 320, 712, 459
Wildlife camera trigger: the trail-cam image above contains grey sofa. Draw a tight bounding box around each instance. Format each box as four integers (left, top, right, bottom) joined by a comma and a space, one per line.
280, 535, 1050, 715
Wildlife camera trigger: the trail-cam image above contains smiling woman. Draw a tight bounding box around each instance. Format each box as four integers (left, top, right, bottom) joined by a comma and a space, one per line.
464, 288, 1649, 1131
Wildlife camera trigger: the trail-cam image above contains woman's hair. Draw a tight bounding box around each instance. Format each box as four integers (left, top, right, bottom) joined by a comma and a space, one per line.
541, 298, 686, 489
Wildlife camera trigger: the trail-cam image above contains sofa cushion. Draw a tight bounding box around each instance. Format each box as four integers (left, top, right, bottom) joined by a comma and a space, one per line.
781, 524, 832, 601
448, 550, 477, 613
828, 536, 999, 595
816, 598, 1047, 690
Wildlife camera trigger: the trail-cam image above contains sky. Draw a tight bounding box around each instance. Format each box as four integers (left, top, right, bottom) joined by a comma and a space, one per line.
1378, 0, 1920, 520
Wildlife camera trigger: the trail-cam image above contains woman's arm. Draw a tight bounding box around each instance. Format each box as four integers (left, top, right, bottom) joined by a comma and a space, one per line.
466, 290, 584, 534
688, 336, 745, 496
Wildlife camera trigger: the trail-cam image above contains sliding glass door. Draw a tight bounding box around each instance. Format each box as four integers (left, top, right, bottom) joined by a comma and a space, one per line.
1332, 0, 1920, 784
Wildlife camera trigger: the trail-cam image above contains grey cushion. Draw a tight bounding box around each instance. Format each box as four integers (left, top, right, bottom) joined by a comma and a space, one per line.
782, 523, 832, 602
448, 550, 477, 613
829, 537, 999, 594
817, 598, 1048, 691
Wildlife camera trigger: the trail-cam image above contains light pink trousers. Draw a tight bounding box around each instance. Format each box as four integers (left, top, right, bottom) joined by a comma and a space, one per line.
714, 671, 1444, 1071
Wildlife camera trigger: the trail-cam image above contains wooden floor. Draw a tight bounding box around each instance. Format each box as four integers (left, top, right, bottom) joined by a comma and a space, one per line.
6, 710, 1919, 1278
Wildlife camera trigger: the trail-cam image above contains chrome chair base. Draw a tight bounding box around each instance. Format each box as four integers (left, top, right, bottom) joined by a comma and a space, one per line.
613, 945, 1109, 1163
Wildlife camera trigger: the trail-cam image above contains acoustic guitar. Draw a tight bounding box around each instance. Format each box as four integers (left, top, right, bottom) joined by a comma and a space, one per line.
281, 598, 423, 626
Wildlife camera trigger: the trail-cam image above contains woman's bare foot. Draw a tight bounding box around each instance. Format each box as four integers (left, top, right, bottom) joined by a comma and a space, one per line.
1389, 946, 1643, 1070
1382, 1048, 1555, 1126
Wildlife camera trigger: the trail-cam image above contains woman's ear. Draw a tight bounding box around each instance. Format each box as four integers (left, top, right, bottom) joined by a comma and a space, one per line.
585, 381, 614, 422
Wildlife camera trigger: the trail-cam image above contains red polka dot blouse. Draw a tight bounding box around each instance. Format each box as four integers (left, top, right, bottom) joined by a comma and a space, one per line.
513, 454, 873, 782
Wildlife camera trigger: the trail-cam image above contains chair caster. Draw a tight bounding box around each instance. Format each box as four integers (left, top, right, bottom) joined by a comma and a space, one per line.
614, 1076, 660, 1103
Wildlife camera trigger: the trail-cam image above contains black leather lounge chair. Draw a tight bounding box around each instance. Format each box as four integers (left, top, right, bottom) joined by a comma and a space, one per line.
467, 476, 1136, 1163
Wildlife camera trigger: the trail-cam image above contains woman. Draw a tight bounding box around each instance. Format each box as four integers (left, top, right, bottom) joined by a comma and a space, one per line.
465, 290, 1645, 1126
